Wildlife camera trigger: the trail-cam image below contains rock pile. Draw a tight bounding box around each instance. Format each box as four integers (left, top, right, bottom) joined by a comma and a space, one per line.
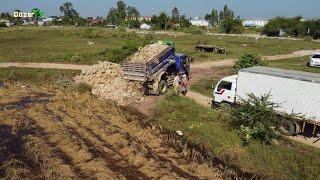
130, 41, 169, 63
75, 61, 143, 105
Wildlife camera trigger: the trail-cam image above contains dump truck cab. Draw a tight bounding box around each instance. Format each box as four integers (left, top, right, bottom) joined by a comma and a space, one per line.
175, 53, 190, 77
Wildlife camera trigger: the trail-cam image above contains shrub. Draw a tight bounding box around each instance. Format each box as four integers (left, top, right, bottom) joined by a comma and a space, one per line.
0, 22, 7, 27
230, 93, 279, 144
55, 80, 73, 89
71, 83, 92, 93
105, 41, 139, 63
233, 53, 266, 72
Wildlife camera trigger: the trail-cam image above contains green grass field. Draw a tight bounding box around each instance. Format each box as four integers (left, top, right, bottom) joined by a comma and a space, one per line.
152, 94, 320, 179
1, 26, 320, 64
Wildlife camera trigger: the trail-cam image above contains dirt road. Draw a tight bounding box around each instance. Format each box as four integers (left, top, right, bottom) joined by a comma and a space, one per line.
0, 50, 318, 71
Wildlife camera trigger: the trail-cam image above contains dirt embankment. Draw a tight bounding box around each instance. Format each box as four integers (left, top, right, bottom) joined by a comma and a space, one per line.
1, 86, 224, 179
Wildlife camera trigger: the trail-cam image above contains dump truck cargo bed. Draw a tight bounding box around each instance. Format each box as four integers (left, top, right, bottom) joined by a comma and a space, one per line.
123, 44, 175, 81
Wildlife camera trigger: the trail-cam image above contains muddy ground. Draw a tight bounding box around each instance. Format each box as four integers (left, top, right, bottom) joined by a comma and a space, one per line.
0, 85, 222, 180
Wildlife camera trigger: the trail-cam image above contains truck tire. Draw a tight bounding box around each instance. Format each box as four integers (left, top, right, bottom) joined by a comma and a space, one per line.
158, 80, 168, 95
278, 119, 295, 136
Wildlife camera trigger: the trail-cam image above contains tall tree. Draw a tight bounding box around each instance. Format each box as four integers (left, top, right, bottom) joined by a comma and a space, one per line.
205, 9, 219, 26
106, 7, 118, 24
116, 1, 126, 20
59, 2, 78, 18
179, 15, 191, 28
126, 6, 140, 20
172, 7, 180, 23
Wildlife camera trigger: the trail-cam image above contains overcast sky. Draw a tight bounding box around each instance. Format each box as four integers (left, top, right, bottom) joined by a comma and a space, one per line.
0, 0, 319, 19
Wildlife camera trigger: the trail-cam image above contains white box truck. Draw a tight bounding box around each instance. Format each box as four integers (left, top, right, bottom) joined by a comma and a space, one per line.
213, 66, 320, 135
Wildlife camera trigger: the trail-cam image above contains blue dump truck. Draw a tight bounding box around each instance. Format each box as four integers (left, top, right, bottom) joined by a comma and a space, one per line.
123, 41, 191, 95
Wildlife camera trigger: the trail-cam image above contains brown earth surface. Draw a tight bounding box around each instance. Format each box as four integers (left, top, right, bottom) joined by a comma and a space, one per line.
0, 86, 222, 179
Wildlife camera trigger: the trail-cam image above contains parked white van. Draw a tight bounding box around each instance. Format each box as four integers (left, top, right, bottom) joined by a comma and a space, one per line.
308, 53, 320, 67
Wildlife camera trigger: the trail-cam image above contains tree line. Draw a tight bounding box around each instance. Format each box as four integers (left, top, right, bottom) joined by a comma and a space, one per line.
1, 1, 320, 39
262, 16, 320, 39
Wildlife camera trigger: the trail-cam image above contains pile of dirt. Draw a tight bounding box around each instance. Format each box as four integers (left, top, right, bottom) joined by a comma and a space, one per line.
130, 41, 169, 62
75, 61, 143, 105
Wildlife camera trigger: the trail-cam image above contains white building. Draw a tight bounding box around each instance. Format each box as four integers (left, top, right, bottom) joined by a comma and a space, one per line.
140, 23, 151, 30
190, 17, 209, 27
0, 19, 11, 27
243, 20, 268, 27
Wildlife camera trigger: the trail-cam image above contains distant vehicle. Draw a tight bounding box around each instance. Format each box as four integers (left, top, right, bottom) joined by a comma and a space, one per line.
307, 53, 320, 67
213, 66, 320, 136
123, 41, 190, 95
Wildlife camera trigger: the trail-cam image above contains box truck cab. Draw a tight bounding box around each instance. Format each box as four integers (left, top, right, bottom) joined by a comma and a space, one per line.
213, 75, 237, 106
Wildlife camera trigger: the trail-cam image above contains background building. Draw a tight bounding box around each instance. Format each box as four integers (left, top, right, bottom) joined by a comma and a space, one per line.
190, 17, 209, 27
243, 20, 268, 27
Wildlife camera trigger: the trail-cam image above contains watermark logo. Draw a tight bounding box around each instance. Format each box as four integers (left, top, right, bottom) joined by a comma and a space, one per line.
13, 8, 44, 18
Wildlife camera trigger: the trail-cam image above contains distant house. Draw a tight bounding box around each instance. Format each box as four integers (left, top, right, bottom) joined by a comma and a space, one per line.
243, 20, 268, 27
190, 17, 209, 27
43, 16, 58, 22
0, 19, 11, 27
140, 23, 151, 30
125, 16, 152, 22
106, 24, 118, 29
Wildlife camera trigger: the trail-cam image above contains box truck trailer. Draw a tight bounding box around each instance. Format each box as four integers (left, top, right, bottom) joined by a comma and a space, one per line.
213, 66, 320, 136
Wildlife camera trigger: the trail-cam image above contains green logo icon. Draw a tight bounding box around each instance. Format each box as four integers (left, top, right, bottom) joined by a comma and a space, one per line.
32, 8, 44, 18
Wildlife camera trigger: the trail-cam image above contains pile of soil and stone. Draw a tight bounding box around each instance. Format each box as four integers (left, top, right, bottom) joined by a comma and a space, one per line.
75, 42, 170, 105
130, 41, 169, 62
75, 61, 143, 105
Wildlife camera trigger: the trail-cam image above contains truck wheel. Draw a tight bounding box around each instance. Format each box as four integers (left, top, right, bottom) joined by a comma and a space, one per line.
158, 80, 168, 95
278, 119, 295, 136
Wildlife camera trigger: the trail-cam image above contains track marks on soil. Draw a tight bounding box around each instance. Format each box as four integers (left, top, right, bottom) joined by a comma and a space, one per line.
1, 91, 222, 179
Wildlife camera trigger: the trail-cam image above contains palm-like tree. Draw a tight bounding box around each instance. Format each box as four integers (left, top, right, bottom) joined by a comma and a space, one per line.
60, 2, 78, 18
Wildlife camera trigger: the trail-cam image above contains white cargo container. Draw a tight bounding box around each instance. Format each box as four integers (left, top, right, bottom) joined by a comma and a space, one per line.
213, 66, 320, 135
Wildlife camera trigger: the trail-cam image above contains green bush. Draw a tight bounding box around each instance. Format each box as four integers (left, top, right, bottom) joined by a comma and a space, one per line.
230, 93, 279, 144
0, 22, 7, 27
71, 83, 92, 93
181, 26, 204, 34
55, 80, 73, 89
233, 53, 266, 72
105, 41, 139, 63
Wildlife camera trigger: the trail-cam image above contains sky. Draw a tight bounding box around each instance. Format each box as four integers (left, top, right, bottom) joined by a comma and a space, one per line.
0, 0, 319, 20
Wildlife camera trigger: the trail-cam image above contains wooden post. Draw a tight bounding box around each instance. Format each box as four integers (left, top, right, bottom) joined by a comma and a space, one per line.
312, 124, 317, 135
302, 122, 306, 133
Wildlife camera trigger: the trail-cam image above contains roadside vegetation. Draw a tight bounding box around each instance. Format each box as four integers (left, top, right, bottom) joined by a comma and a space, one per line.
152, 93, 320, 179
233, 53, 265, 72
263, 16, 320, 39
